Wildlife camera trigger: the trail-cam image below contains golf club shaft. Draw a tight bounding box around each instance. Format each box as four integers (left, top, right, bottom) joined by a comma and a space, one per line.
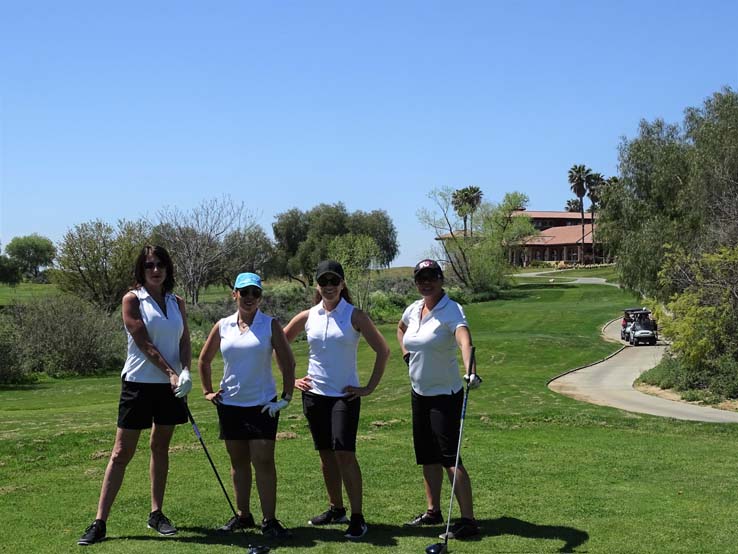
443, 345, 475, 544
183, 402, 240, 520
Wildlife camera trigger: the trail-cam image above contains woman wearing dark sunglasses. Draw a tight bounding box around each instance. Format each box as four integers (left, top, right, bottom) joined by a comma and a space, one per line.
79, 245, 192, 545
198, 272, 295, 540
283, 260, 390, 540
396, 259, 481, 541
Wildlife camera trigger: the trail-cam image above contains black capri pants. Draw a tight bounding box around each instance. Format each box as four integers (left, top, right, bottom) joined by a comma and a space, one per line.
411, 388, 464, 468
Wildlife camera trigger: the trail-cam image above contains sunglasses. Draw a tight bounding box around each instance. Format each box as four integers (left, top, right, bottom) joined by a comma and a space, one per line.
143, 261, 166, 270
237, 286, 262, 298
414, 272, 440, 283
317, 276, 342, 287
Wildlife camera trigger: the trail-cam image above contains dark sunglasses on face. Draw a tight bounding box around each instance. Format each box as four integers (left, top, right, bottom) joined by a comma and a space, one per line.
415, 272, 440, 283
237, 286, 262, 298
317, 276, 341, 287
144, 261, 166, 270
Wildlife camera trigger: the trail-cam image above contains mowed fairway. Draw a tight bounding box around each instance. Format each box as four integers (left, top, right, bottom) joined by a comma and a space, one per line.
2, 283, 738, 553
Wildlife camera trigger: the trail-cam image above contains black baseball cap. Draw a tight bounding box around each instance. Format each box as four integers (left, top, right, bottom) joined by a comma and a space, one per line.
413, 259, 443, 279
316, 260, 345, 281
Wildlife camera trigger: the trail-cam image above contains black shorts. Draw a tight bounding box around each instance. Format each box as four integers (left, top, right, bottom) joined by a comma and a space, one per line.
117, 380, 188, 430
302, 391, 360, 452
411, 388, 464, 467
216, 400, 279, 441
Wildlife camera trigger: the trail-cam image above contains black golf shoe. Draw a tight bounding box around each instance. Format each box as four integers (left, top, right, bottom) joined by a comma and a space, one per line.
78, 519, 106, 545
439, 517, 480, 540
344, 513, 368, 539
147, 510, 177, 536
220, 513, 257, 532
308, 505, 349, 525
404, 509, 444, 527
261, 518, 292, 539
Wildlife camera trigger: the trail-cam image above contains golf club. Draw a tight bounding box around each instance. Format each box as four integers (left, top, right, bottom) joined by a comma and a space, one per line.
425, 346, 477, 554
182, 401, 270, 554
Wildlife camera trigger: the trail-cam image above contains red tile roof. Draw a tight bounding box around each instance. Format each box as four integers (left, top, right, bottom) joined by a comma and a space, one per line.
524, 223, 594, 246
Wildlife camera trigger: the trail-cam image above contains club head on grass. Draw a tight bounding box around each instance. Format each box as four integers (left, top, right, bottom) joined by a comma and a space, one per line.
425, 542, 448, 554
247, 545, 270, 554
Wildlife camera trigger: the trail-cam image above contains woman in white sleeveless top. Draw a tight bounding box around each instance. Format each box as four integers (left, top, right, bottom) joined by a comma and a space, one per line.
79, 245, 193, 545
284, 260, 390, 540
199, 272, 295, 540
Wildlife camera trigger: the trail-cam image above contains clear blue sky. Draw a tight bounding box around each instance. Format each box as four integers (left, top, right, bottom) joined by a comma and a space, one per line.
2, 1, 736, 266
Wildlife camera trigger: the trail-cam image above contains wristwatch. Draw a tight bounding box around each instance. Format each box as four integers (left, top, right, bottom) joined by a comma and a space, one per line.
281, 392, 293, 402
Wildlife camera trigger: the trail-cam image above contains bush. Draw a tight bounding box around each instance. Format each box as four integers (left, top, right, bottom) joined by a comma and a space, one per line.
9, 295, 125, 377
367, 290, 409, 323
0, 313, 26, 383
260, 282, 313, 324
639, 352, 738, 401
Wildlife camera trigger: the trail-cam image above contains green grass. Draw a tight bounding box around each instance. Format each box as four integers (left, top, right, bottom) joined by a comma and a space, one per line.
0, 282, 58, 305
3, 283, 738, 553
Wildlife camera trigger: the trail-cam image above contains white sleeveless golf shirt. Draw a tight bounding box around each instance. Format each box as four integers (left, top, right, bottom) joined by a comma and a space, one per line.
305, 298, 360, 397
219, 310, 276, 407
122, 287, 184, 383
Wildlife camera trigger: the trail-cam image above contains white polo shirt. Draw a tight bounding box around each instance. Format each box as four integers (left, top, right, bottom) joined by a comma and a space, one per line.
401, 293, 468, 396
305, 298, 361, 397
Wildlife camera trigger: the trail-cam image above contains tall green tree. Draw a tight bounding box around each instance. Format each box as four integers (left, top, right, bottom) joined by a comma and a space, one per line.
5, 234, 56, 279
568, 164, 592, 263
272, 203, 398, 284
0, 254, 22, 286
328, 233, 381, 310
53, 219, 151, 313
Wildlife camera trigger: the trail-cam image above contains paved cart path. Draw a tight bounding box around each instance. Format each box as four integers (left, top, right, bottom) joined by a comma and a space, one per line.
549, 320, 738, 423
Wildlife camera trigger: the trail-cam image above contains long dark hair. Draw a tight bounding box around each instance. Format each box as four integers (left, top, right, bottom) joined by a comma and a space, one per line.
133, 245, 175, 293
313, 283, 353, 306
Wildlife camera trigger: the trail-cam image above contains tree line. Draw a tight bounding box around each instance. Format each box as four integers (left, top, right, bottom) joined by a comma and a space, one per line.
596, 86, 738, 398
1, 196, 399, 311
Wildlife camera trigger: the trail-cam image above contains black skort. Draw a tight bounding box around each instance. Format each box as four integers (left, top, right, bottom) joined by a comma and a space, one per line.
216, 400, 280, 441
118, 380, 188, 429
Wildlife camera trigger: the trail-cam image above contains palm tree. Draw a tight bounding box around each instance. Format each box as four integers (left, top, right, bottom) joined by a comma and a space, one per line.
465, 186, 483, 237
451, 186, 484, 237
565, 198, 582, 212
452, 189, 470, 236
568, 164, 592, 263
586, 172, 605, 262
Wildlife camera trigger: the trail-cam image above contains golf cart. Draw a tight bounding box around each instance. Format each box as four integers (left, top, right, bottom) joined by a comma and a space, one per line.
623, 308, 658, 346
620, 308, 642, 341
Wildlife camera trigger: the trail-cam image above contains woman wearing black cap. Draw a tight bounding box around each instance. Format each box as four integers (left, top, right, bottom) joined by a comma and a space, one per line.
284, 260, 390, 540
396, 259, 481, 540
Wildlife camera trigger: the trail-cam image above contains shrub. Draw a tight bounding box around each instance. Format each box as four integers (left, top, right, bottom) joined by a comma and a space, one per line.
261, 282, 313, 324
0, 313, 26, 383
367, 290, 409, 323
9, 295, 125, 377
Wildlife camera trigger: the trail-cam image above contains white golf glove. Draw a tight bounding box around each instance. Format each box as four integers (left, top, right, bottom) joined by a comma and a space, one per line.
464, 373, 482, 390
261, 399, 289, 418
174, 368, 192, 398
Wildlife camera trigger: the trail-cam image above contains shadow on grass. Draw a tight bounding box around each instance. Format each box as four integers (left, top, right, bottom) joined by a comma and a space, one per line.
107, 518, 587, 551
483, 515, 589, 553
107, 523, 401, 549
